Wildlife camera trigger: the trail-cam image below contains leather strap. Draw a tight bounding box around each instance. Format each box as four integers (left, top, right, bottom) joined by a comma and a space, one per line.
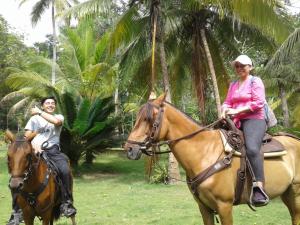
233, 146, 247, 205
188, 152, 233, 196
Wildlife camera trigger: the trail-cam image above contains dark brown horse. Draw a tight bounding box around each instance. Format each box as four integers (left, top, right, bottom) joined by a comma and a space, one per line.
5, 130, 76, 225
124, 94, 300, 225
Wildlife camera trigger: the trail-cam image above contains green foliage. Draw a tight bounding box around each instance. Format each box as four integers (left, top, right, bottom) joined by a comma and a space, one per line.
60, 93, 118, 165
149, 163, 169, 184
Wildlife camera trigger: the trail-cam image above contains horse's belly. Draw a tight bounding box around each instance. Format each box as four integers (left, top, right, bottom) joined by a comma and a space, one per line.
264, 158, 293, 198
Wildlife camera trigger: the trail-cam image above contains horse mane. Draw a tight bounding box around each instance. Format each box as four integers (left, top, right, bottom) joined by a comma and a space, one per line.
136, 100, 202, 128
164, 102, 202, 127
14, 135, 30, 149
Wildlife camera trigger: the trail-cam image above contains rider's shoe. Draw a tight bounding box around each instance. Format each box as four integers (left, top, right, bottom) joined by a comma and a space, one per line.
60, 200, 77, 217
6, 209, 23, 225
250, 185, 269, 207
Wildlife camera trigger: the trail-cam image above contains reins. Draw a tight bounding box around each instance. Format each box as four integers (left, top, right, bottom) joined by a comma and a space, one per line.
126, 101, 224, 155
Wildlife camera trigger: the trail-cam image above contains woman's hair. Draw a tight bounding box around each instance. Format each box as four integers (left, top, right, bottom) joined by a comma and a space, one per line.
40, 96, 57, 105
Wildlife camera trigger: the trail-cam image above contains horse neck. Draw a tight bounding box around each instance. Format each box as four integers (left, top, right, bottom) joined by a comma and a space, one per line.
24, 158, 49, 191
163, 104, 224, 178
163, 104, 202, 140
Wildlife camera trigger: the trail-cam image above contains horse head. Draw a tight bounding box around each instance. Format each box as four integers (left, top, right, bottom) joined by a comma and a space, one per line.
124, 94, 168, 160
5, 130, 35, 191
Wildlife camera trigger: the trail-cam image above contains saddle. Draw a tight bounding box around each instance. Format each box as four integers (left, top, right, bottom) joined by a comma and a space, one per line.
214, 119, 286, 158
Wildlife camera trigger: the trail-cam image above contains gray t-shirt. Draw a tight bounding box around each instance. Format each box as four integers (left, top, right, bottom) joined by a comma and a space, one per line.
24, 114, 64, 149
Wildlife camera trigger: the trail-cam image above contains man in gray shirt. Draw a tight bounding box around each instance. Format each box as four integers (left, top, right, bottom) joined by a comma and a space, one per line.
7, 96, 76, 225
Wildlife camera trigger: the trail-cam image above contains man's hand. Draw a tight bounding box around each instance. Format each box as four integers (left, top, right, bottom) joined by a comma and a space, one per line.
31, 106, 42, 116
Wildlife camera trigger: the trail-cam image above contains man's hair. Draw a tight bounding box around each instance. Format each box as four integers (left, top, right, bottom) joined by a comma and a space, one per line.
40, 96, 57, 105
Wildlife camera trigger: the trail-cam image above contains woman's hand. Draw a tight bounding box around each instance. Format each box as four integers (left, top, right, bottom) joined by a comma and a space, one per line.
221, 108, 240, 118
226, 108, 241, 116
221, 109, 229, 119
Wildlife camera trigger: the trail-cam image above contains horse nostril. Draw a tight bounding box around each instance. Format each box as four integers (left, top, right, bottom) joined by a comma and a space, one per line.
18, 182, 24, 189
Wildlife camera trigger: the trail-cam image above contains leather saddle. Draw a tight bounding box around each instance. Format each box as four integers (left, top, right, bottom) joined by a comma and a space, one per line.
214, 119, 286, 158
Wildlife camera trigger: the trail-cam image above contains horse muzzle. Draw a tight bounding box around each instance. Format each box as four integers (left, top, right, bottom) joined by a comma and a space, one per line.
125, 144, 143, 160
9, 177, 24, 191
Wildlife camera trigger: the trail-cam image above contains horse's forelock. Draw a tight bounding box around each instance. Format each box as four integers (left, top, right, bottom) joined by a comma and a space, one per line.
136, 102, 155, 125
12, 135, 31, 150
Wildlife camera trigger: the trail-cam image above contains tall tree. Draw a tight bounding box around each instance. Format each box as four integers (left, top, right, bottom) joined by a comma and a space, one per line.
19, 0, 78, 85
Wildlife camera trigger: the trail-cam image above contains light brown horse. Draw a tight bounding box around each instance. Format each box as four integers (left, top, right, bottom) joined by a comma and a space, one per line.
124, 94, 300, 225
5, 130, 76, 225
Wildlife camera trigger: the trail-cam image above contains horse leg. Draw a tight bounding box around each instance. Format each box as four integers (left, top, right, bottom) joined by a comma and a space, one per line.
281, 184, 300, 225
197, 201, 215, 225
216, 201, 233, 225
70, 215, 76, 225
23, 215, 34, 225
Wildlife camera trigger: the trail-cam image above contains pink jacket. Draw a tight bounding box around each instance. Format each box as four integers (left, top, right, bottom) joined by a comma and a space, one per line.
222, 75, 265, 128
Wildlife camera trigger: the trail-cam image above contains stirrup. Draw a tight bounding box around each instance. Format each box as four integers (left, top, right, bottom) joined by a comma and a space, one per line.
6, 209, 23, 225
60, 201, 77, 217
250, 183, 269, 207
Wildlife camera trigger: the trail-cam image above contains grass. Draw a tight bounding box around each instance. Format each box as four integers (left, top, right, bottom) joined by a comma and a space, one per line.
0, 144, 292, 225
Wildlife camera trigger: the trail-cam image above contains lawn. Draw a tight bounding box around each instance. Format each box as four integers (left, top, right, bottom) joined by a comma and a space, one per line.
0, 144, 291, 225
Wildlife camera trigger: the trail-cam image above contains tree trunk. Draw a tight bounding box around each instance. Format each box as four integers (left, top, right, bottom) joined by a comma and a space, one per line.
51, 0, 57, 85
157, 4, 181, 184
279, 83, 290, 127
200, 29, 221, 119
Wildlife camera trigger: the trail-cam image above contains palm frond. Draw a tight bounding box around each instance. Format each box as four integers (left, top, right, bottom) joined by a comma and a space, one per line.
72, 98, 91, 134
265, 28, 300, 70
31, 0, 52, 26
94, 31, 110, 63
6, 72, 53, 90
7, 97, 30, 117
60, 0, 113, 19
109, 5, 148, 54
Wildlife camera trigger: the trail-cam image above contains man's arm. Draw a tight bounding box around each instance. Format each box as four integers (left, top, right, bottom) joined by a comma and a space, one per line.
24, 130, 37, 141
31, 106, 63, 126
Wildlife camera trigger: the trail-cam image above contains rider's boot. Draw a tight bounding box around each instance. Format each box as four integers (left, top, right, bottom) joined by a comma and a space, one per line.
6, 209, 23, 225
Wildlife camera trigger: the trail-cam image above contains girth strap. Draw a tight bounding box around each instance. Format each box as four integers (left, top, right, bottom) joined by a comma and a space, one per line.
188, 152, 233, 196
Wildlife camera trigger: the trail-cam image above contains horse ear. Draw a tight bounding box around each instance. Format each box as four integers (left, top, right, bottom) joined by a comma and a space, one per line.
148, 91, 157, 100
156, 93, 167, 104
5, 130, 15, 143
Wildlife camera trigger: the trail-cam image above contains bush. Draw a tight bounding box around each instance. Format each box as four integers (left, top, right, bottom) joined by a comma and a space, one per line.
149, 163, 169, 184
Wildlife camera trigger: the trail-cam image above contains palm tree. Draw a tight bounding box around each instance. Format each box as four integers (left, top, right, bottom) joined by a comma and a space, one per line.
263, 28, 300, 127
19, 0, 78, 85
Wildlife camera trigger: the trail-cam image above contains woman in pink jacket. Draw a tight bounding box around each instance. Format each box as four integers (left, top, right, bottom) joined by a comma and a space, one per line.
221, 55, 269, 206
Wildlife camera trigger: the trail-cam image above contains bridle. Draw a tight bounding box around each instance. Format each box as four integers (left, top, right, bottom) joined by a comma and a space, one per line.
126, 101, 224, 156
126, 102, 167, 156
